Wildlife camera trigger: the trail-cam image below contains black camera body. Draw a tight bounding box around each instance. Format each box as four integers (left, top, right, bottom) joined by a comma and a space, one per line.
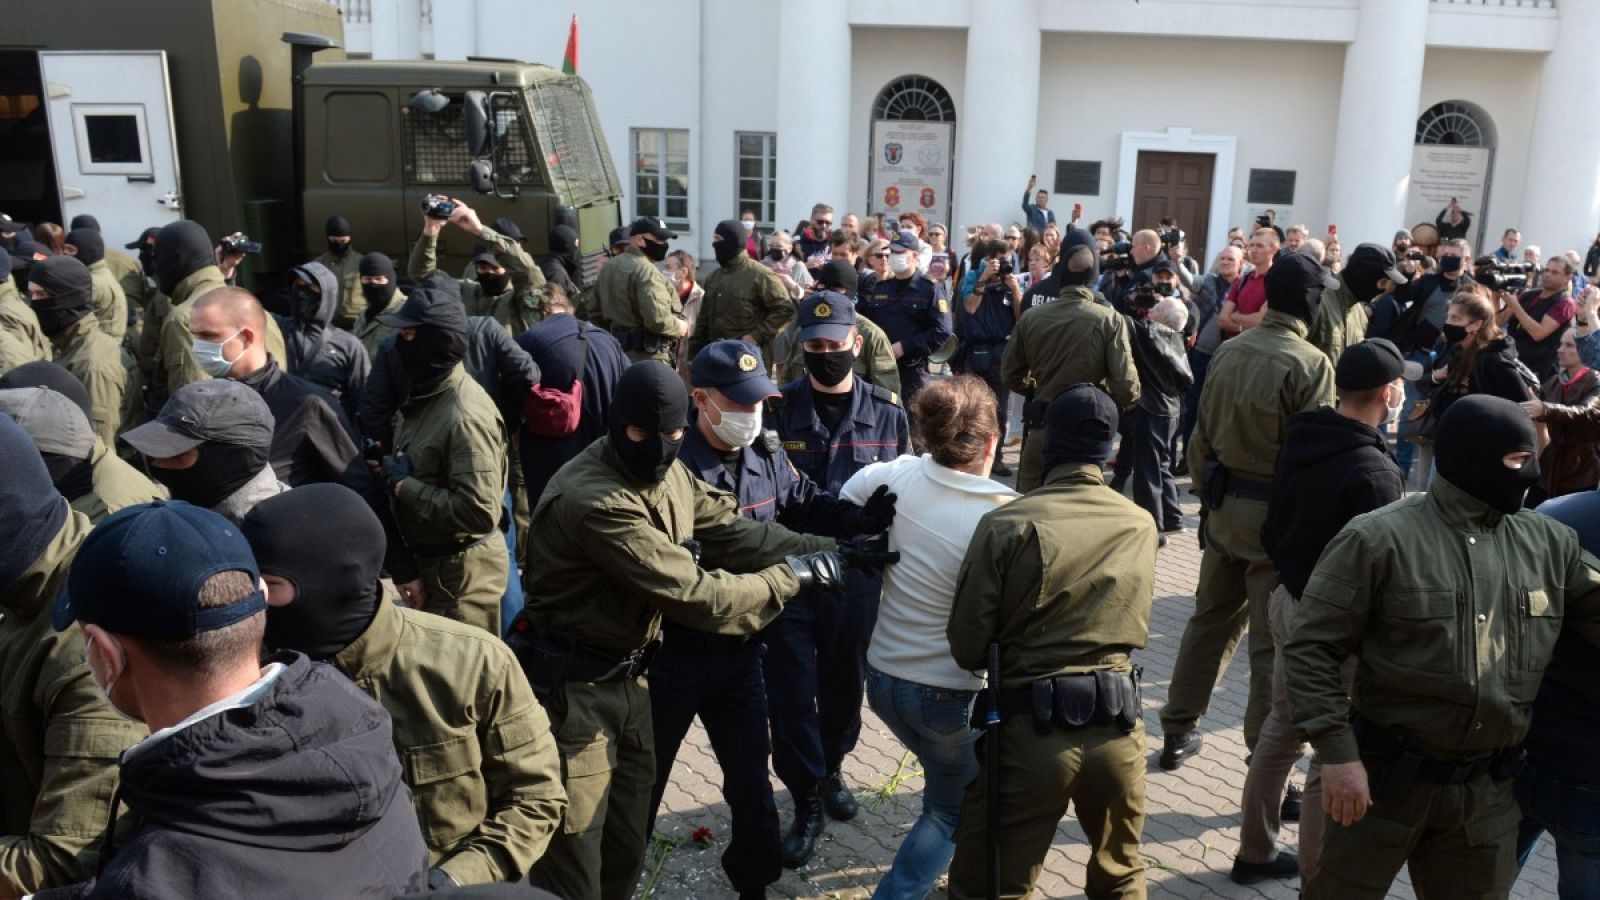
1102, 240, 1134, 272
1158, 228, 1183, 248
218, 234, 261, 254
422, 194, 456, 220
1472, 256, 1534, 294
997, 258, 1014, 278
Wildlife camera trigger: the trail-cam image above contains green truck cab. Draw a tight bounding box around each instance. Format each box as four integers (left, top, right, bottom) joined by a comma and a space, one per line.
2, 0, 621, 289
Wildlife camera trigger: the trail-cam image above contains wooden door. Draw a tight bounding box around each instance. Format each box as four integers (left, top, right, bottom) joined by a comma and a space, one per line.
1132, 151, 1214, 266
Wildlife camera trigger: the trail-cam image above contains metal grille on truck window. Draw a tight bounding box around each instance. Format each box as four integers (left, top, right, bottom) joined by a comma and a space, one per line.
527, 78, 621, 207
403, 96, 539, 188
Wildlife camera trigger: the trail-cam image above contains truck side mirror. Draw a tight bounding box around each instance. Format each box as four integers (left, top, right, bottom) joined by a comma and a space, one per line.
410, 89, 450, 115
468, 160, 495, 194
464, 90, 492, 157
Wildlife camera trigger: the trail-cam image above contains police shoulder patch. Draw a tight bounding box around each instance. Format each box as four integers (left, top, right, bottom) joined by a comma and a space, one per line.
870, 384, 901, 407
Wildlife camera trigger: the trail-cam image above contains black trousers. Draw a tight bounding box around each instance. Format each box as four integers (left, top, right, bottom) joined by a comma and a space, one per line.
1132, 408, 1181, 529
955, 348, 1009, 447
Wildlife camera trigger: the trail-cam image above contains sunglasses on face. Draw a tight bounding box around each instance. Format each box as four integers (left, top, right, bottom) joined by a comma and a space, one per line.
814, 219, 832, 228
869, 252, 889, 260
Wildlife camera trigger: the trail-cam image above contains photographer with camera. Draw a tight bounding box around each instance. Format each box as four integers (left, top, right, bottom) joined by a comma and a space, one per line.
1125, 271, 1193, 540
1098, 229, 1165, 315
1498, 254, 1577, 381
1216, 228, 1278, 339
408, 195, 547, 338
1158, 221, 1200, 293
954, 239, 1023, 475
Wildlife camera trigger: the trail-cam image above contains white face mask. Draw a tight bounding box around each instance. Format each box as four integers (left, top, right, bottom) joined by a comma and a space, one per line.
741, 220, 756, 233
707, 395, 764, 449
888, 253, 914, 276
193, 330, 242, 377
85, 637, 143, 723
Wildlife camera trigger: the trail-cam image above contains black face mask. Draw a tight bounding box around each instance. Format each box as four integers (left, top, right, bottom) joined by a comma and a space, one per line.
1435, 394, 1540, 514
766, 249, 786, 263
713, 220, 746, 266
478, 270, 510, 295
607, 362, 690, 485
245, 483, 385, 661
139, 247, 157, 277
803, 348, 855, 387
149, 441, 268, 509
153, 220, 214, 297
395, 325, 467, 394
327, 240, 351, 257
1442, 323, 1469, 345
28, 256, 94, 337
642, 240, 670, 263
292, 287, 321, 323
1440, 255, 1463, 275
41, 452, 95, 502
361, 282, 395, 313
32, 305, 88, 338
1153, 282, 1177, 297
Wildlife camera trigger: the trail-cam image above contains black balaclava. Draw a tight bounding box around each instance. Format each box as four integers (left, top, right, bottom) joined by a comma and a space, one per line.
65, 228, 104, 267
476, 257, 510, 296
134, 227, 160, 276
1435, 394, 1540, 514
0, 414, 67, 595
608, 361, 690, 484
713, 220, 746, 267
245, 483, 385, 661
816, 259, 859, 298
396, 324, 468, 393
325, 215, 353, 257
548, 225, 581, 278
42, 453, 94, 503
28, 256, 94, 337
358, 252, 398, 313
148, 440, 269, 509
68, 214, 100, 232
153, 220, 214, 296
1052, 227, 1100, 287
1040, 383, 1118, 474
1263, 251, 1325, 326
0, 361, 93, 420
1341, 243, 1397, 304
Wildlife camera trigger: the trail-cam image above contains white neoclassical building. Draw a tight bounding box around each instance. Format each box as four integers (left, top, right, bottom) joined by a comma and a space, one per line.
336, 0, 1600, 265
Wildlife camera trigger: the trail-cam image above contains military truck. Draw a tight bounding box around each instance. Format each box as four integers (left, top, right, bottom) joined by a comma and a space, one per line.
3, 0, 622, 287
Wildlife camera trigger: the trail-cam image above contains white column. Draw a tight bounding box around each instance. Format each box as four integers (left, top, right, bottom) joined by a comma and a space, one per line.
1520, 0, 1600, 257
955, 0, 1039, 230
1325, 0, 1428, 245
775, 0, 850, 230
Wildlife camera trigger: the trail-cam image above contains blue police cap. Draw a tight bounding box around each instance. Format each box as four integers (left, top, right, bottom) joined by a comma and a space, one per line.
690, 340, 779, 405
890, 233, 920, 252
54, 500, 266, 638
797, 291, 856, 343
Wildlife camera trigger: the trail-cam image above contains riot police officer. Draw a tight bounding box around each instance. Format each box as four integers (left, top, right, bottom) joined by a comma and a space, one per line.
596, 217, 686, 365
767, 292, 910, 866
647, 340, 895, 898
858, 233, 951, 403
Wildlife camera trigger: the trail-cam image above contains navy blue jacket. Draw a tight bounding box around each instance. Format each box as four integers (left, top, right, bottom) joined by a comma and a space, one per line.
772, 378, 909, 496
858, 274, 951, 367
679, 422, 864, 536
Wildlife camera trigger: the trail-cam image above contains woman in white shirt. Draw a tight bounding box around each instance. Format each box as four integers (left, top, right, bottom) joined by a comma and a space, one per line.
840, 376, 1018, 900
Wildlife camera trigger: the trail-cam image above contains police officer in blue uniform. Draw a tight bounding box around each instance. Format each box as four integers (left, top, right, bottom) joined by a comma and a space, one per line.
767, 293, 910, 866
859, 233, 952, 404
646, 339, 897, 897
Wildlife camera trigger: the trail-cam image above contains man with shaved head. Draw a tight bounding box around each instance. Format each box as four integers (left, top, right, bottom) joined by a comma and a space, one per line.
189, 287, 420, 598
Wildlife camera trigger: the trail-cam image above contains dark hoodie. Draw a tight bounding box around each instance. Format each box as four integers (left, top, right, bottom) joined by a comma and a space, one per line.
537, 225, 580, 296
1261, 406, 1404, 598
152, 220, 214, 297
80, 653, 428, 899
279, 261, 370, 423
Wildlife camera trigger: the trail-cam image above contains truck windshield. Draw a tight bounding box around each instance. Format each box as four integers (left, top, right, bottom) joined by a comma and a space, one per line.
404, 94, 542, 189
526, 77, 621, 208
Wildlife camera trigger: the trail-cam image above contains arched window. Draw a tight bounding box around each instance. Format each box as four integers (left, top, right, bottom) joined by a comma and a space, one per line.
1415, 100, 1497, 148
1412, 100, 1498, 249
872, 76, 956, 123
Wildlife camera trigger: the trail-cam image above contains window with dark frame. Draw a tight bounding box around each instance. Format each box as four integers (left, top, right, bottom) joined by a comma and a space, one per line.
736, 132, 777, 228
632, 128, 690, 231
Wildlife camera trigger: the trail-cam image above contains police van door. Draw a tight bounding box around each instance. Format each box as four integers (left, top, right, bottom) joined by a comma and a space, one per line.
38, 51, 183, 249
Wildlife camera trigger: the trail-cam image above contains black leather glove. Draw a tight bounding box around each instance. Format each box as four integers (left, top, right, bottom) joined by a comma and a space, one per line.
381, 452, 413, 490
837, 533, 901, 576
856, 484, 898, 533
785, 550, 847, 592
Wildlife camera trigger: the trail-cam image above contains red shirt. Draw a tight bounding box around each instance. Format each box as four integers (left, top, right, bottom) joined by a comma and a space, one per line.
1222, 270, 1266, 337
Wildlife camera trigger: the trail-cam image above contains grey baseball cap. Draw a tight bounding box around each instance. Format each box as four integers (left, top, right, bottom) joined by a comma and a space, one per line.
121, 379, 274, 459
0, 387, 94, 459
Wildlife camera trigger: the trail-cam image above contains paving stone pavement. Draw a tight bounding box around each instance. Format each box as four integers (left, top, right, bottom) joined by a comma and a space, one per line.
638, 457, 1561, 899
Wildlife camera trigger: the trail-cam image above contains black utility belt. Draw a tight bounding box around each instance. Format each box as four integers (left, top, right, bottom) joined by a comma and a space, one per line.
1201, 458, 1272, 508
979, 668, 1142, 735
1352, 714, 1524, 783
611, 326, 674, 354
409, 530, 497, 558
568, 637, 663, 683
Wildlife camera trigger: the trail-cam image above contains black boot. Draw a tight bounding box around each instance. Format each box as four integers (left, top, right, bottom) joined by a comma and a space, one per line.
1230, 851, 1299, 885
1158, 731, 1203, 771
1281, 781, 1303, 823
818, 771, 859, 821
781, 796, 825, 868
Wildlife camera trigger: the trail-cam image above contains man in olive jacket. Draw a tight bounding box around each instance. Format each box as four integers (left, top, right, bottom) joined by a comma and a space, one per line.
408, 201, 545, 334
596, 218, 686, 365
0, 415, 146, 897
376, 289, 508, 636
690, 219, 795, 359
245, 484, 566, 889
27, 257, 125, 446
0, 384, 163, 524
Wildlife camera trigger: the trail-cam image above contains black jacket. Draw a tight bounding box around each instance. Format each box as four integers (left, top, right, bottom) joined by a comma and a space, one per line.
277, 261, 370, 423
514, 314, 628, 507
1128, 316, 1193, 416
1426, 337, 1532, 426
238, 357, 418, 582
71, 654, 427, 899
1262, 407, 1404, 598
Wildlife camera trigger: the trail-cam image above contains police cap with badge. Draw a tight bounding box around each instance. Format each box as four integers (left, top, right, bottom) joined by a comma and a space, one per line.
691, 339, 782, 454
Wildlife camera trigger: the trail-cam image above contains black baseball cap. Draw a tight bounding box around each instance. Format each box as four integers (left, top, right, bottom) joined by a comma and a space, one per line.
815, 259, 858, 295
121, 379, 275, 459
607, 226, 631, 250
53, 500, 266, 637
1336, 338, 1423, 391
125, 226, 161, 250
630, 216, 677, 241
1150, 258, 1177, 275
690, 340, 779, 405
0, 213, 20, 234
376, 286, 468, 335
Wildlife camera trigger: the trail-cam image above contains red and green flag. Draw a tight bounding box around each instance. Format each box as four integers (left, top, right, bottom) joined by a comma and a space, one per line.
561, 15, 579, 75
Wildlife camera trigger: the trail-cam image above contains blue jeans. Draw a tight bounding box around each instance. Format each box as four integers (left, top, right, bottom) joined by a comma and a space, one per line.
865, 665, 980, 900
499, 491, 523, 635
1515, 757, 1600, 898
1396, 360, 1427, 477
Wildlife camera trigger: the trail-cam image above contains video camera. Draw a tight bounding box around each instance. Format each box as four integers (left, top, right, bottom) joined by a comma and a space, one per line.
1158, 228, 1184, 249
1102, 240, 1134, 272
421, 194, 457, 220
1472, 256, 1535, 294
218, 233, 261, 254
